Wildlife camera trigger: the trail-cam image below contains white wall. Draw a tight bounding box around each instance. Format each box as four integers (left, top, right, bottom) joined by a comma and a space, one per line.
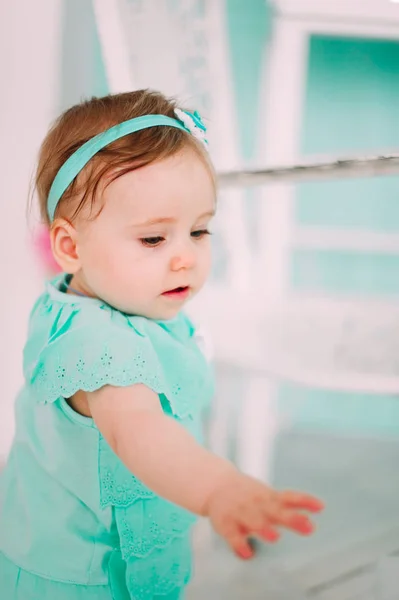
0, 1, 63, 459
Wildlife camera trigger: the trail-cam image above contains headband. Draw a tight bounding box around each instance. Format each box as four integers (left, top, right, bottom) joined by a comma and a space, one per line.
47, 109, 208, 221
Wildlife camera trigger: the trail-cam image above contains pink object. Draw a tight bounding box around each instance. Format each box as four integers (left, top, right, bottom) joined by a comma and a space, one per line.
34, 226, 61, 275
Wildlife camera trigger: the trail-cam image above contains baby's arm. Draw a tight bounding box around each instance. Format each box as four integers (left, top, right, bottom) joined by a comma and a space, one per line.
88, 384, 323, 559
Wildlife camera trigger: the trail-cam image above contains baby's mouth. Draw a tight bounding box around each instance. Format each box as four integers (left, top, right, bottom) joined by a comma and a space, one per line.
162, 286, 190, 299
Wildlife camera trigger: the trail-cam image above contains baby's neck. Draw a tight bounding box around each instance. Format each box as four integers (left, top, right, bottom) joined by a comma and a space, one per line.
64, 274, 94, 298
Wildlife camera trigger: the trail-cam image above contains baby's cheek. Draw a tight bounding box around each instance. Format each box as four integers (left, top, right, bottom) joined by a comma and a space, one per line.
97, 238, 128, 268
85, 245, 121, 286
199, 245, 212, 278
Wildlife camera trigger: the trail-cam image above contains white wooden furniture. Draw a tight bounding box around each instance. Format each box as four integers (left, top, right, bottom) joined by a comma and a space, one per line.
190, 0, 399, 483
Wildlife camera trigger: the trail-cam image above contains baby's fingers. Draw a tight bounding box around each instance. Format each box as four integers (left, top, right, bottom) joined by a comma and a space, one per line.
223, 525, 254, 560
270, 508, 314, 535
239, 508, 281, 543
279, 490, 324, 513
256, 525, 280, 543
267, 491, 324, 534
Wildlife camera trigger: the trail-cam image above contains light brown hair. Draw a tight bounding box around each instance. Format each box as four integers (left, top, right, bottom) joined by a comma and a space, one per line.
35, 89, 214, 225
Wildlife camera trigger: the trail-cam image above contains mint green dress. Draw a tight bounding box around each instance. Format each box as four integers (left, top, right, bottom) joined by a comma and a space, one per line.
0, 275, 214, 599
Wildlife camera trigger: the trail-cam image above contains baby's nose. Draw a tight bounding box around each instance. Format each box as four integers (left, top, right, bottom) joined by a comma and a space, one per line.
170, 248, 196, 271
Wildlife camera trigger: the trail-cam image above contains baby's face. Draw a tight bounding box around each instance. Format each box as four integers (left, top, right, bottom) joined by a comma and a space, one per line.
74, 148, 216, 319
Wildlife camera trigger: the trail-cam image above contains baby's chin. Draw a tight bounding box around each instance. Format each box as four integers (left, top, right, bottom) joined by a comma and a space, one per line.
108, 299, 185, 321
97, 287, 199, 320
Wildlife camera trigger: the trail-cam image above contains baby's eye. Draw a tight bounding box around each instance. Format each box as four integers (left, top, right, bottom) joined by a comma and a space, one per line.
140, 236, 165, 247
191, 229, 211, 239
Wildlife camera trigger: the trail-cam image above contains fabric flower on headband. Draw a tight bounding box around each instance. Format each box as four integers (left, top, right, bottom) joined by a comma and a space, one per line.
174, 108, 208, 148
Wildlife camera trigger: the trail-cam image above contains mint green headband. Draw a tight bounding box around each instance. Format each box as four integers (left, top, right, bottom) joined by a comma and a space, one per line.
47, 110, 208, 221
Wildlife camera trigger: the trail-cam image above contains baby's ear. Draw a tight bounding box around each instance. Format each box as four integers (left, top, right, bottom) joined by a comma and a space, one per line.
50, 219, 81, 274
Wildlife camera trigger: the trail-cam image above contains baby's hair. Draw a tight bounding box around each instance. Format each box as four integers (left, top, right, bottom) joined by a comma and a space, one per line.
35, 89, 214, 225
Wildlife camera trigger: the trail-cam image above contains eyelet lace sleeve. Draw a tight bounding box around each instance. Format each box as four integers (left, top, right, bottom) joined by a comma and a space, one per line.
27, 301, 214, 419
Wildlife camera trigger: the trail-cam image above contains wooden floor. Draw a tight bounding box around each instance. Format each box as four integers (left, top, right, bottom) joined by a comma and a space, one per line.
188, 431, 399, 599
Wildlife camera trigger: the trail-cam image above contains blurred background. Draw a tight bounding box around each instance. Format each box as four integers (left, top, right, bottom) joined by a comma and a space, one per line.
1, 0, 399, 597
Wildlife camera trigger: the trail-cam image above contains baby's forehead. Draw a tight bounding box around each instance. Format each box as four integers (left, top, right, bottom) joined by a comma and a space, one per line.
107, 150, 212, 190
100, 154, 215, 221
102, 197, 215, 227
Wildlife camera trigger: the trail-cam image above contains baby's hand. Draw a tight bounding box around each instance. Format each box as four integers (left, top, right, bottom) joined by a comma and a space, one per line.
205, 473, 324, 559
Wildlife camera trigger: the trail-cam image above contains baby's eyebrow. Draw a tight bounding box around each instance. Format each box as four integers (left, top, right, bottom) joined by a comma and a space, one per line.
197, 209, 216, 220
133, 217, 176, 227
133, 210, 215, 228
